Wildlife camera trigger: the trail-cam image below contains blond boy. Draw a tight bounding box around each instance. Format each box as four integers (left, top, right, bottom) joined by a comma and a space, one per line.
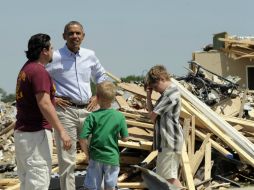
80, 81, 129, 190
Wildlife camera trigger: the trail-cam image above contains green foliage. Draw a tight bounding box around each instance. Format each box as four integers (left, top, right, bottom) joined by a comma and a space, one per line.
0, 88, 7, 98
0, 87, 15, 103
2, 94, 16, 103
120, 75, 144, 83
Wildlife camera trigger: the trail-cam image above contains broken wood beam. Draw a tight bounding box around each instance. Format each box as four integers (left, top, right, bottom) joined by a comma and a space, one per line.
0, 121, 15, 136
204, 141, 212, 180
181, 142, 196, 190
238, 89, 248, 118
191, 133, 211, 175
223, 116, 254, 133
116, 96, 130, 109
126, 119, 154, 130
118, 140, 152, 151
0, 178, 20, 186
106, 71, 121, 83
117, 182, 146, 189
195, 129, 232, 158
141, 150, 158, 165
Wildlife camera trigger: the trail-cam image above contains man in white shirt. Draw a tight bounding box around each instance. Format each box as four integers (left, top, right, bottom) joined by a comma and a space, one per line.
46, 21, 107, 190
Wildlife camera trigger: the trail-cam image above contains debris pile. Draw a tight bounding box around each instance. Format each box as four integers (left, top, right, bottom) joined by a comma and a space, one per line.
219, 34, 254, 60
0, 71, 254, 189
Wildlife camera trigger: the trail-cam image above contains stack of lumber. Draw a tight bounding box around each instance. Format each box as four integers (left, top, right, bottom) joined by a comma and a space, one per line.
219, 36, 254, 60
113, 77, 254, 189
109, 72, 254, 188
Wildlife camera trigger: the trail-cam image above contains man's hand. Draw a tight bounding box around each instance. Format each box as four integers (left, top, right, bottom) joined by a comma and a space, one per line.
55, 97, 71, 110
59, 131, 72, 150
87, 96, 99, 112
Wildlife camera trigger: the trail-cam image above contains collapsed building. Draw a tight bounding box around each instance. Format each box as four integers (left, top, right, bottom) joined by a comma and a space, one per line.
0, 32, 254, 189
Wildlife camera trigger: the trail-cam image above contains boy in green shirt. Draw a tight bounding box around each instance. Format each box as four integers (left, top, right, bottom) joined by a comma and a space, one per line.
80, 81, 129, 190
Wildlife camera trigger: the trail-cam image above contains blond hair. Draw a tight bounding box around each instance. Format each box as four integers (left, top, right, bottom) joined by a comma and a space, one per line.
96, 81, 116, 103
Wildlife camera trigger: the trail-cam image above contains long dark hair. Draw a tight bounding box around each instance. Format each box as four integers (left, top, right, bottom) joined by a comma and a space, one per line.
25, 33, 51, 61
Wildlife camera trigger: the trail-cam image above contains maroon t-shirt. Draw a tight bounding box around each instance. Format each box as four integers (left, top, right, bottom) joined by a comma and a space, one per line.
15, 61, 56, 132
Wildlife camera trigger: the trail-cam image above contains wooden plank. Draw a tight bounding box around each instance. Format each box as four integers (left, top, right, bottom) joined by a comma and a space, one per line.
191, 116, 196, 158
239, 89, 248, 118
121, 111, 152, 123
126, 119, 154, 130
187, 136, 192, 158
115, 95, 130, 109
121, 111, 149, 120
106, 71, 121, 82
0, 179, 19, 186
183, 118, 191, 147
5, 183, 20, 190
233, 124, 244, 131
224, 116, 254, 133
191, 134, 211, 175
218, 37, 254, 46
0, 121, 15, 136
212, 96, 241, 117
117, 182, 146, 188
118, 140, 152, 151
141, 150, 158, 165
181, 142, 196, 190
195, 129, 232, 158
128, 126, 153, 140
204, 141, 212, 180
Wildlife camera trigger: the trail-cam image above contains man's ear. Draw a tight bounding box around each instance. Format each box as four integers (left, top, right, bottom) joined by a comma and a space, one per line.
62, 33, 66, 40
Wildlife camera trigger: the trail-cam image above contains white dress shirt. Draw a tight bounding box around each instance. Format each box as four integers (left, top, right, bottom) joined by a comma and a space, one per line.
46, 45, 107, 105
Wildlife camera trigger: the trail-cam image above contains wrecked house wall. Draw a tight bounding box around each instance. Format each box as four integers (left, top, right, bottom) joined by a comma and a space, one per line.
193, 51, 254, 89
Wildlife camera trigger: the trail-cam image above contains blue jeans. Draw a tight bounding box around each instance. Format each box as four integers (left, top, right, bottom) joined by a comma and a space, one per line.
84, 159, 119, 190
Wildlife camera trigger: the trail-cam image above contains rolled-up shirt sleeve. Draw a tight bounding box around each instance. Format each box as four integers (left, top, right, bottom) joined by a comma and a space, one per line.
91, 54, 108, 83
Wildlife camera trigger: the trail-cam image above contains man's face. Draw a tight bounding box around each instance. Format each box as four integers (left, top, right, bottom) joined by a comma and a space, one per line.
63, 24, 85, 53
48, 45, 53, 63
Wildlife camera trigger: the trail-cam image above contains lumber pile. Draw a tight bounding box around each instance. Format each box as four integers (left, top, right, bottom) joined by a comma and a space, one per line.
1, 73, 254, 189
112, 76, 254, 189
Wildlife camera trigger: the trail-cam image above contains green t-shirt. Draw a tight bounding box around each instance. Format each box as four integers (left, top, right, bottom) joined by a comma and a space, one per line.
80, 108, 129, 166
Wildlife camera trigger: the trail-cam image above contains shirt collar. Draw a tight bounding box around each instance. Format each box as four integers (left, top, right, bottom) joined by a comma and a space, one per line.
63, 44, 81, 57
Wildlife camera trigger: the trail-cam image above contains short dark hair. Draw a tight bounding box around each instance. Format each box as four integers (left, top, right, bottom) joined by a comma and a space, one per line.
25, 33, 51, 61
64, 21, 84, 34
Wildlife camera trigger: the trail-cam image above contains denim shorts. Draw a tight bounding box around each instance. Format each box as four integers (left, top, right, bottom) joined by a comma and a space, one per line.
84, 159, 120, 190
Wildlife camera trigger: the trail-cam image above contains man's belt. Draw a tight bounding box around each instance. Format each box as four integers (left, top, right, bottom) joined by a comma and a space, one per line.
69, 102, 88, 109
55, 96, 88, 109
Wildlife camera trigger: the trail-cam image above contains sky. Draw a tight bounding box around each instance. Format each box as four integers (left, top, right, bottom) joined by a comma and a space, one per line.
0, 0, 253, 94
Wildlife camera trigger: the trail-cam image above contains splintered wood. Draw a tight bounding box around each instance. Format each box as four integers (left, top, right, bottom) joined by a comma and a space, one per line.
219, 36, 254, 60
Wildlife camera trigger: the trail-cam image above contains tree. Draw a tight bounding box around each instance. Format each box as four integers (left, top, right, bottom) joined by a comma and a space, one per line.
120, 75, 144, 83
0, 88, 7, 99
0, 87, 15, 103
2, 94, 16, 103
